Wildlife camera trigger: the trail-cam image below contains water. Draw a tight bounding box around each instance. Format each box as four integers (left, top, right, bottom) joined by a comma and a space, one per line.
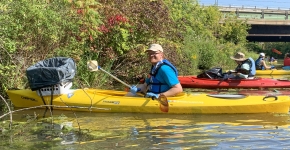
1, 109, 290, 149
2, 74, 290, 149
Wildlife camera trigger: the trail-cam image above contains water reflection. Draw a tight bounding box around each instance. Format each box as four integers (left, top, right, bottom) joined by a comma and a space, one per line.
2, 109, 290, 149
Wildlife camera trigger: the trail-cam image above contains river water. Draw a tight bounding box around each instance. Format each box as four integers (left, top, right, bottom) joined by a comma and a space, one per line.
1, 109, 290, 150
2, 75, 290, 149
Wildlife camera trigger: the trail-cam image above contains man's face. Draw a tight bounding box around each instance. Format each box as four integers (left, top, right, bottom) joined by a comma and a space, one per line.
235, 60, 242, 64
146, 50, 163, 64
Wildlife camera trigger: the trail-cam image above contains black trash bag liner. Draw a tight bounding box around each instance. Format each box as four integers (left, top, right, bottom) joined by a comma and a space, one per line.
26, 57, 76, 91
197, 67, 223, 79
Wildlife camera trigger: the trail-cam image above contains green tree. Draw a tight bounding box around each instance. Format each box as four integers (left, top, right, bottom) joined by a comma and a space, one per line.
0, 0, 102, 91
218, 13, 250, 45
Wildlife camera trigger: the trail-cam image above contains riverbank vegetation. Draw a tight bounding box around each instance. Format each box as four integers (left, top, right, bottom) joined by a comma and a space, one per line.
0, 0, 289, 111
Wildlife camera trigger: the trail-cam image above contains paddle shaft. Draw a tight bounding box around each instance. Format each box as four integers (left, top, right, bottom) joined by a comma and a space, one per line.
98, 67, 131, 88
100, 67, 167, 106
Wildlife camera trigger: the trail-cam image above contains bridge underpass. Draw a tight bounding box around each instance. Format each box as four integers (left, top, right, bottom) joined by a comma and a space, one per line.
248, 25, 290, 42
220, 7, 290, 42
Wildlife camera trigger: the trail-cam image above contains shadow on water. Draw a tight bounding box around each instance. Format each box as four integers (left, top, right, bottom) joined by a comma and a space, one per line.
1, 109, 290, 149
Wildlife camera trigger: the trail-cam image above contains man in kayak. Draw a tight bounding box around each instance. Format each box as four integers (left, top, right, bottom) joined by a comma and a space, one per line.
224, 52, 256, 79
129, 44, 183, 98
255, 53, 275, 70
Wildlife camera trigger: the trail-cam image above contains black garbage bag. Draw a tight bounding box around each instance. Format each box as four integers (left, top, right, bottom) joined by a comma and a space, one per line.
197, 67, 223, 79
26, 57, 76, 90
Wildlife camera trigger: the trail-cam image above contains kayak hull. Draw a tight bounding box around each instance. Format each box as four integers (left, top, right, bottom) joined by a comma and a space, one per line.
256, 70, 290, 75
178, 76, 290, 89
6, 89, 290, 114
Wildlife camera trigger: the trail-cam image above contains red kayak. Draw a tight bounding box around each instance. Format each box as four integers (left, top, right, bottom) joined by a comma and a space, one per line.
178, 76, 290, 89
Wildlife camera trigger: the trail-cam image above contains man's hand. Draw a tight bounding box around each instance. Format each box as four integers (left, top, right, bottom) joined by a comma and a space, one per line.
145, 92, 159, 99
130, 86, 140, 94
271, 65, 275, 69
229, 70, 237, 73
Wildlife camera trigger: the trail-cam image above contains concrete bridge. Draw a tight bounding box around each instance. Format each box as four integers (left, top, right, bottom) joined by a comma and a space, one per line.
219, 6, 290, 42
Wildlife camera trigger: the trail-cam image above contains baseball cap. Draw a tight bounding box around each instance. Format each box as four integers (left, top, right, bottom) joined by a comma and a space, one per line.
146, 44, 163, 52
259, 53, 265, 57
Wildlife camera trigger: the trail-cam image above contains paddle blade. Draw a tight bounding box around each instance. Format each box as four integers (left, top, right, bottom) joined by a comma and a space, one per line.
87, 60, 99, 71
272, 48, 282, 55
158, 95, 169, 112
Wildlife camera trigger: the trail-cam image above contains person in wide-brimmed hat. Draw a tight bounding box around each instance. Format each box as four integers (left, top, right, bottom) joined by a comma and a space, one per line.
255, 52, 275, 70
224, 52, 256, 79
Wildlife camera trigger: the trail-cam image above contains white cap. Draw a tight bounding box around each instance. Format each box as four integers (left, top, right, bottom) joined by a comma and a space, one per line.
259, 53, 265, 57
146, 44, 163, 52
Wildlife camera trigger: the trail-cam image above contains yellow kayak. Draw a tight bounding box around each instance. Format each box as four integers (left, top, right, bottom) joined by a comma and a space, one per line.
256, 70, 290, 75
6, 88, 290, 114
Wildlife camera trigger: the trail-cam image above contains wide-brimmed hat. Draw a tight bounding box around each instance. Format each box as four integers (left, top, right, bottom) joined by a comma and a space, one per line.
230, 52, 247, 61
146, 44, 163, 52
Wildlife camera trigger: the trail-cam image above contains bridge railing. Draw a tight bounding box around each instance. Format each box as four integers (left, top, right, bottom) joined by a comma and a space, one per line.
216, 5, 290, 23
200, 3, 290, 11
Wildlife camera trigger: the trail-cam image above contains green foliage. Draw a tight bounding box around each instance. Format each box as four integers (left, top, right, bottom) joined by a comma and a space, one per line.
219, 13, 251, 45
163, 0, 219, 41
180, 35, 217, 74
96, 14, 132, 55
162, 1, 250, 74
246, 42, 264, 53
0, 0, 103, 91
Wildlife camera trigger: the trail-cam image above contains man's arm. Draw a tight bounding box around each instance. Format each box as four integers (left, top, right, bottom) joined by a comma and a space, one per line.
161, 83, 183, 97
262, 60, 272, 69
159, 65, 183, 97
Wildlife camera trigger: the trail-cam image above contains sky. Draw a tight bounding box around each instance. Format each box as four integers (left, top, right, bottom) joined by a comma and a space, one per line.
198, 0, 290, 10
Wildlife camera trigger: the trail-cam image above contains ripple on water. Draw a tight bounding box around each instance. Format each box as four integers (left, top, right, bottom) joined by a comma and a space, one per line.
1, 110, 290, 149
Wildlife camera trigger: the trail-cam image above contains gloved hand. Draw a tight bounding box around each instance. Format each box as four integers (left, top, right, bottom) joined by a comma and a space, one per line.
130, 86, 140, 94
228, 70, 237, 74
145, 92, 159, 99
271, 65, 275, 69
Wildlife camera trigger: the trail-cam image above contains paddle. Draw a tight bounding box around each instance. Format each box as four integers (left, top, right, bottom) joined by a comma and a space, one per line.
87, 60, 169, 112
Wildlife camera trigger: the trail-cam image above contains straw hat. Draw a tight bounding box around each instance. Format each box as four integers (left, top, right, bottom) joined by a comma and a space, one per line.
230, 52, 247, 61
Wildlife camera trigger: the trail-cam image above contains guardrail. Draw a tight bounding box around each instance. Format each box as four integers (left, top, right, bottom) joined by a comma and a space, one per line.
216, 6, 290, 25
201, 4, 290, 11
200, 5, 290, 25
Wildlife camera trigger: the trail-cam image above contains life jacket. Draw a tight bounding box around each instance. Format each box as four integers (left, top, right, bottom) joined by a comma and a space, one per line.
148, 59, 178, 93
236, 58, 256, 76
248, 57, 256, 76
255, 57, 264, 70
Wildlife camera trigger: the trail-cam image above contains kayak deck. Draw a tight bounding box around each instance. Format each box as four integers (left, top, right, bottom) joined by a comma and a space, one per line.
256, 70, 290, 75
6, 89, 290, 114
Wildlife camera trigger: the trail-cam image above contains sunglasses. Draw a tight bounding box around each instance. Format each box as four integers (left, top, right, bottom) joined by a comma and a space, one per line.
147, 52, 161, 56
